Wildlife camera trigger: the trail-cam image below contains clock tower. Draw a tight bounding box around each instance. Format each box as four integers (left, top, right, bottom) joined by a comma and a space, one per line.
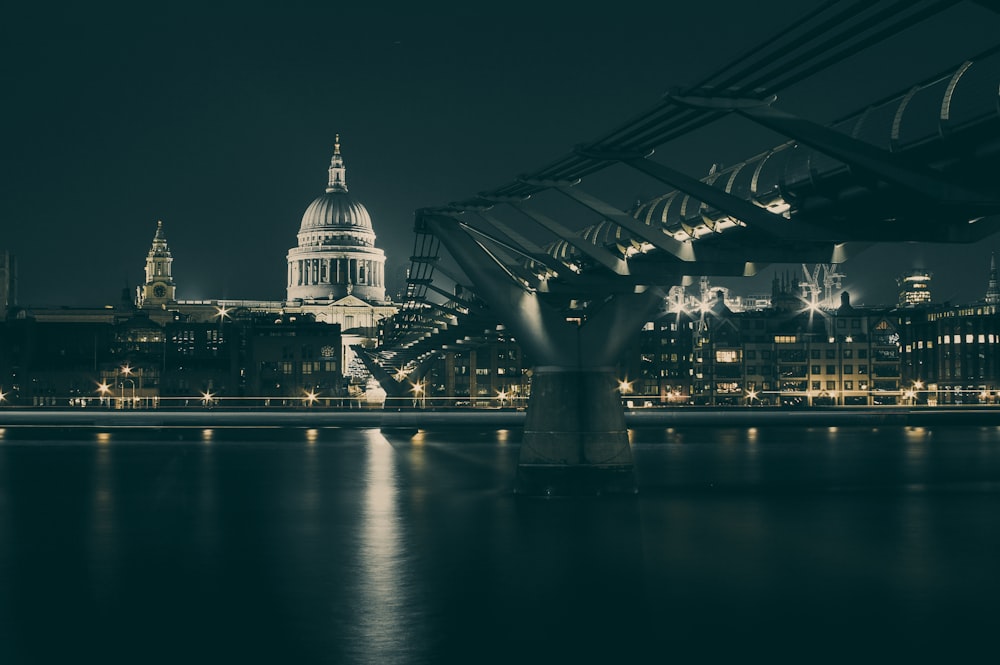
140, 220, 176, 306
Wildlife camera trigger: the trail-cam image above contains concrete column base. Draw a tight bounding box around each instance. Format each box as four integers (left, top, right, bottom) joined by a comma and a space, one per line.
515, 367, 636, 496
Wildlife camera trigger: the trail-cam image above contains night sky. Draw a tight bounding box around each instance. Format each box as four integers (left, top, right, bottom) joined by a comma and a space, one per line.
4, 1, 1000, 308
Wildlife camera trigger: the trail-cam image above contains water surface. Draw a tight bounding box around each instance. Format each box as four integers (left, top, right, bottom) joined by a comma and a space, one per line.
0, 424, 997, 663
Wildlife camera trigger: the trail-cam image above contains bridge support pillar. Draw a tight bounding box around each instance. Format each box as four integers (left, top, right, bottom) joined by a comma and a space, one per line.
516, 366, 635, 496
422, 213, 666, 495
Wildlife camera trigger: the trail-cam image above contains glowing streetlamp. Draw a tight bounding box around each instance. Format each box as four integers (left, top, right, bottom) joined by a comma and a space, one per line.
304, 390, 319, 406
119, 365, 136, 406
746, 387, 759, 405
96, 381, 111, 406
497, 389, 508, 408
394, 367, 409, 382
201, 390, 215, 407
618, 379, 633, 395
411, 381, 425, 408
0, 389, 7, 404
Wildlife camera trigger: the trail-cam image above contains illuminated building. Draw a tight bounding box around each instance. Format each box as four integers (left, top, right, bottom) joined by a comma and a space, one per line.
134, 137, 397, 332
897, 270, 932, 308
287, 134, 388, 304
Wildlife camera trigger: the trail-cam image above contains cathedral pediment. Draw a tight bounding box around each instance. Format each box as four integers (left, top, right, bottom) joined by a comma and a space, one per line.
330, 295, 373, 308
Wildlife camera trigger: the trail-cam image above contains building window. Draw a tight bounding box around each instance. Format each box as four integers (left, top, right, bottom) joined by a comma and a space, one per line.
826, 349, 836, 359
715, 350, 740, 363
826, 365, 836, 374
843, 349, 853, 358
844, 364, 853, 374
858, 365, 867, 374
811, 365, 821, 374
826, 381, 836, 390
811, 349, 821, 359
845, 380, 854, 390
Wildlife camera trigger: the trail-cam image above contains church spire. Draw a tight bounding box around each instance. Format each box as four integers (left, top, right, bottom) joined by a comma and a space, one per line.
986, 252, 999, 304
140, 220, 176, 306
326, 133, 348, 193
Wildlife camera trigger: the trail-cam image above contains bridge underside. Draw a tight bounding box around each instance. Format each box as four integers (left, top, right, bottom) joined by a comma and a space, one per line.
381, 3, 1000, 495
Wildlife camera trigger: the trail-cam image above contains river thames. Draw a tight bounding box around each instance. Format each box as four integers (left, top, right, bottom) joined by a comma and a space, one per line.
1, 422, 997, 663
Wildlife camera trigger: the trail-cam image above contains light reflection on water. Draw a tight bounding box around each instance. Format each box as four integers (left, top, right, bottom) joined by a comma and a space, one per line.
355, 429, 412, 664
0, 424, 997, 662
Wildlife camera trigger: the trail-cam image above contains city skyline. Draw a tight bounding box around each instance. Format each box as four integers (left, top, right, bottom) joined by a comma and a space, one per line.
4, 2, 1000, 308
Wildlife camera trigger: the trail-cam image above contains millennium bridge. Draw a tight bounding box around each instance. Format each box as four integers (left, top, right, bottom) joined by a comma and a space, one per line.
354, 0, 1000, 494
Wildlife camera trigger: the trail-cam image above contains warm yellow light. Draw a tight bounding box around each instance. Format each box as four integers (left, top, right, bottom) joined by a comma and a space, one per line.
121, 364, 133, 376
394, 367, 409, 381
0, 390, 6, 403
618, 379, 633, 394
913, 380, 924, 390
746, 388, 759, 402
304, 390, 319, 405
411, 382, 424, 395
201, 390, 214, 404
96, 382, 111, 395
216, 305, 230, 320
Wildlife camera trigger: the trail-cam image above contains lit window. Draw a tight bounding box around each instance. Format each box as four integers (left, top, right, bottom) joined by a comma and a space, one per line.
715, 350, 740, 363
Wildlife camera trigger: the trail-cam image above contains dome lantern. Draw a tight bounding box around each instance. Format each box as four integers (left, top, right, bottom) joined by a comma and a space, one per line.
327, 133, 348, 193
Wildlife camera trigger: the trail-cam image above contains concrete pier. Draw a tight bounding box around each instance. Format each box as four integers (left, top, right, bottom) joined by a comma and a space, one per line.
515, 367, 636, 495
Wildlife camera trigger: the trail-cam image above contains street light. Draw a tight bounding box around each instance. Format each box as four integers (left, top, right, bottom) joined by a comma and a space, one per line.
497, 389, 508, 408
745, 387, 759, 405
96, 381, 111, 407
304, 390, 319, 406
618, 379, 633, 394
201, 390, 215, 407
120, 365, 136, 407
411, 381, 425, 408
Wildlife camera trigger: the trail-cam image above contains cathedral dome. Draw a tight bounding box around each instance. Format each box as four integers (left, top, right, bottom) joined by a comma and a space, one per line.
287, 136, 388, 304
300, 193, 373, 232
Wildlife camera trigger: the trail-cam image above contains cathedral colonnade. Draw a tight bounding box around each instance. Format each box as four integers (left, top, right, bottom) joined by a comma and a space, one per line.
288, 256, 385, 289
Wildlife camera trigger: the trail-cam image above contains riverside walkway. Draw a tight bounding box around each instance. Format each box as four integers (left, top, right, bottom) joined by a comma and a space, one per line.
4, 406, 1000, 428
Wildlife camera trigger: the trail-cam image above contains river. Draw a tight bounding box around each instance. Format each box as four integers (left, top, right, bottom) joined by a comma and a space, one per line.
0, 424, 997, 663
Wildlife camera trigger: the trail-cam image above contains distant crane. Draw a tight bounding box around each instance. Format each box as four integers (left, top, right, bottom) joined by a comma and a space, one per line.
799, 264, 845, 309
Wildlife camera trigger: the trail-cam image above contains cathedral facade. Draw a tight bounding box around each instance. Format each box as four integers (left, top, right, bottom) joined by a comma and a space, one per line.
136, 138, 397, 332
